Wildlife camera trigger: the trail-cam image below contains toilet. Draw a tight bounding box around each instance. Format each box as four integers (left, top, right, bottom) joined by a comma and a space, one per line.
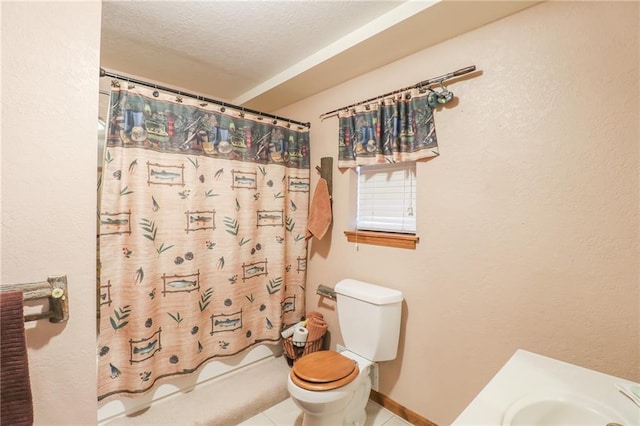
287, 279, 403, 426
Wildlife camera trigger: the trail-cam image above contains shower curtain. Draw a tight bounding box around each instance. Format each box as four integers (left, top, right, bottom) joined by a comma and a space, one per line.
97, 83, 310, 401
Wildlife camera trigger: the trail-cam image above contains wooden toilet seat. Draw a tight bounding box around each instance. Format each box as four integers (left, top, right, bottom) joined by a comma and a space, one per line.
290, 351, 359, 391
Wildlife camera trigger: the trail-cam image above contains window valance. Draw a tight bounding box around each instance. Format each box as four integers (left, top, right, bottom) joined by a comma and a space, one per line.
337, 88, 440, 168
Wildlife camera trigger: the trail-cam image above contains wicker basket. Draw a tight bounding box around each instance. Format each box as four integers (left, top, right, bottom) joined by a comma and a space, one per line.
282, 333, 324, 363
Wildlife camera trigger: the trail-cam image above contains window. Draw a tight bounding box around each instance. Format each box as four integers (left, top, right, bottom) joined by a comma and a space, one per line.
344, 162, 418, 248
356, 162, 416, 233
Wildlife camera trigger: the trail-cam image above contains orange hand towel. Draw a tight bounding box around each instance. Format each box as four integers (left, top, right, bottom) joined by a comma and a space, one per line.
305, 178, 332, 240
303, 316, 328, 355
305, 316, 328, 343
305, 311, 324, 321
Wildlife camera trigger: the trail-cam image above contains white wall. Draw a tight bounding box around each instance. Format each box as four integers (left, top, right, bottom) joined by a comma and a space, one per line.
1, 2, 101, 424
278, 2, 640, 424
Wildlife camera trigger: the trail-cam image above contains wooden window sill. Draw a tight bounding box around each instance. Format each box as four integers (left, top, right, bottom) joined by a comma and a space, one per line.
344, 230, 419, 249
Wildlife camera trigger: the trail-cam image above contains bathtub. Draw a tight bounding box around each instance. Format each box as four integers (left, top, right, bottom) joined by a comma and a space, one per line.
98, 344, 283, 424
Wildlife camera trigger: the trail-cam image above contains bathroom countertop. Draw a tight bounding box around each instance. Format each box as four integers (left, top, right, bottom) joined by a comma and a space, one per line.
451, 349, 640, 425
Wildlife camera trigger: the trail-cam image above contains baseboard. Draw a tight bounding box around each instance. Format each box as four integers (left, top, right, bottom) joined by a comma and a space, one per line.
370, 390, 438, 426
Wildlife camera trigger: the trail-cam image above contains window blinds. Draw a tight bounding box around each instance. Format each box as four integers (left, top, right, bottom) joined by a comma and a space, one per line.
356, 162, 416, 234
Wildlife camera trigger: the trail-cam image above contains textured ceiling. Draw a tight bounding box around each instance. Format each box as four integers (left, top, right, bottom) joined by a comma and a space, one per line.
100, 1, 539, 112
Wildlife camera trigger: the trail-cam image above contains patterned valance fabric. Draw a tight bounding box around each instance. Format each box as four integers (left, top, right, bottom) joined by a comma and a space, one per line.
337, 88, 439, 168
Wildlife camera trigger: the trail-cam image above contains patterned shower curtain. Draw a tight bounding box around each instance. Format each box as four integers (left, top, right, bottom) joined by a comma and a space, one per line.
337, 87, 439, 168
97, 83, 310, 401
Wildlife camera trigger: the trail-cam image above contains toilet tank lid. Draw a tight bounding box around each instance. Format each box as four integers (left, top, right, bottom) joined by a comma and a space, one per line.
335, 279, 403, 304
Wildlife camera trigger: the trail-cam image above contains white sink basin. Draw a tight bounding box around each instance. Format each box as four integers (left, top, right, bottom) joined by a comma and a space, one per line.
502, 393, 630, 426
452, 350, 640, 426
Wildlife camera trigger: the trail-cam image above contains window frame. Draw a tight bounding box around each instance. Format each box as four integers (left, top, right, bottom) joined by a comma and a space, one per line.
344, 230, 419, 249
345, 162, 419, 249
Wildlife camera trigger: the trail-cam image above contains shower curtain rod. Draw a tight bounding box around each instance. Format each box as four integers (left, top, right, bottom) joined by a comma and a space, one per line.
99, 68, 311, 129
319, 65, 477, 119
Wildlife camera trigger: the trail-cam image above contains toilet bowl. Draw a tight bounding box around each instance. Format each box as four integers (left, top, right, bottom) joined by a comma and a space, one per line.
287, 350, 372, 426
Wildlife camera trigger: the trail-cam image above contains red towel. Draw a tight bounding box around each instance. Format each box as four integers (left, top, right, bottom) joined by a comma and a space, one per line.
305, 178, 332, 240
1, 291, 34, 426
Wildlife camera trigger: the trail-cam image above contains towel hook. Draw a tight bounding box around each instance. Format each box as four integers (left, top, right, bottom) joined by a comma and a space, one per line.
315, 157, 333, 203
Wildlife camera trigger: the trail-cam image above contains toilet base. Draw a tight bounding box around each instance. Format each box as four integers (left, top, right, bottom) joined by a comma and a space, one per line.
300, 407, 366, 426
301, 411, 347, 426
343, 408, 366, 426
297, 379, 370, 426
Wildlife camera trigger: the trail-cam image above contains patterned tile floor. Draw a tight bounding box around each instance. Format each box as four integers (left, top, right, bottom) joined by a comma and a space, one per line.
238, 397, 413, 426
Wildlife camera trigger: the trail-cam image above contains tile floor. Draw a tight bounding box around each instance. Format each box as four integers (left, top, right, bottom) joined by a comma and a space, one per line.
238, 397, 413, 426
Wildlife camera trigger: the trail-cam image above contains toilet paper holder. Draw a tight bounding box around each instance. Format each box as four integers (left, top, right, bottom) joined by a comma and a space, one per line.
316, 284, 336, 300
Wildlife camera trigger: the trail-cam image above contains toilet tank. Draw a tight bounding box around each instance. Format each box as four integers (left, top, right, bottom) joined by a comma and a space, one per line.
334, 279, 403, 362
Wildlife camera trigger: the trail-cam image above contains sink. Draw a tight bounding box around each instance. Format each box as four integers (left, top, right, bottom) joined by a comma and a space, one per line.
452, 350, 640, 426
502, 393, 631, 426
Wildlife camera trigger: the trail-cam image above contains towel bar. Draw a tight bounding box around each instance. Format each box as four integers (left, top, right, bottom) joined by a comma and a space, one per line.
0, 275, 69, 323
